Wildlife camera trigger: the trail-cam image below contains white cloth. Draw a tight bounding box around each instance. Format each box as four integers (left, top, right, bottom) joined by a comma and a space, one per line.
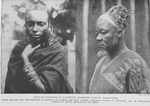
98, 13, 122, 30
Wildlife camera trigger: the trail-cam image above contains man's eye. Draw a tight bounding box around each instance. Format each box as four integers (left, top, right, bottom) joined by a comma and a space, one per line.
100, 30, 107, 34
38, 22, 45, 27
95, 32, 98, 35
27, 22, 34, 27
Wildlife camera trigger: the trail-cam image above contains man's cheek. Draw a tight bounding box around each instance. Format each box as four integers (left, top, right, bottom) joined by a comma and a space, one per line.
112, 37, 118, 45
26, 29, 31, 35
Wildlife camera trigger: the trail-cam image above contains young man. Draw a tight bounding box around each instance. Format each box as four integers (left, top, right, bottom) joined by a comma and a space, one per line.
89, 5, 150, 93
5, 4, 73, 93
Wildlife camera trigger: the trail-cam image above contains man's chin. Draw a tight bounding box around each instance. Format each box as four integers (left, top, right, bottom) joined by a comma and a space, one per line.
97, 49, 107, 58
31, 40, 41, 47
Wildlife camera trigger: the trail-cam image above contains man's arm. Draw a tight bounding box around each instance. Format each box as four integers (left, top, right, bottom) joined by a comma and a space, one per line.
22, 44, 47, 93
39, 70, 62, 93
22, 56, 46, 93
22, 56, 63, 93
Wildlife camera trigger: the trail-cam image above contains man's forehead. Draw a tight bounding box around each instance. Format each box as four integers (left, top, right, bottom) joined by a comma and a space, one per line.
26, 10, 49, 21
96, 19, 116, 30
96, 19, 107, 25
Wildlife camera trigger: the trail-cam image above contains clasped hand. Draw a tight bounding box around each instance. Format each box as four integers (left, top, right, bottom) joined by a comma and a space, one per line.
21, 44, 40, 63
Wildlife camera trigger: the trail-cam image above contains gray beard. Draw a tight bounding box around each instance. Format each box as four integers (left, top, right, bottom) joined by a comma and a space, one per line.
97, 38, 119, 58
96, 36, 119, 59
97, 48, 108, 58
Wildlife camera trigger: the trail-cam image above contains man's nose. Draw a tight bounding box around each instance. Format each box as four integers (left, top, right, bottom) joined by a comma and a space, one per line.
96, 34, 103, 41
32, 24, 38, 33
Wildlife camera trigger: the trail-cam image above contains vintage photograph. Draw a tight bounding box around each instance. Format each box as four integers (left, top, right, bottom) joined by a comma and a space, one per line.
1, 0, 75, 93
76, 0, 150, 94
1, 0, 150, 95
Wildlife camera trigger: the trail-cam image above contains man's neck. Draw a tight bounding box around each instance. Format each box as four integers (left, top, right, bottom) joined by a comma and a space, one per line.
107, 41, 128, 61
40, 36, 54, 48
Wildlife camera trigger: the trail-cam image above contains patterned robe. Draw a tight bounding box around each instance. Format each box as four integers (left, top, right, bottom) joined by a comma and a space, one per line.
89, 50, 150, 93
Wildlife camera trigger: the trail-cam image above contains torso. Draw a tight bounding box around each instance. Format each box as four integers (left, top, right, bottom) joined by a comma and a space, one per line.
89, 50, 150, 94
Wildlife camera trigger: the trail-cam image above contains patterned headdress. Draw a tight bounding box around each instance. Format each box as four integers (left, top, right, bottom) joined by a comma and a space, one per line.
98, 5, 130, 30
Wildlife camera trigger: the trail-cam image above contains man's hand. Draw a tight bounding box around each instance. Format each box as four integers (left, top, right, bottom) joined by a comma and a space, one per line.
21, 44, 40, 64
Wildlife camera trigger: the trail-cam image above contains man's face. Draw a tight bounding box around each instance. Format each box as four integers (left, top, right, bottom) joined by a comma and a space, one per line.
95, 20, 119, 53
25, 10, 49, 46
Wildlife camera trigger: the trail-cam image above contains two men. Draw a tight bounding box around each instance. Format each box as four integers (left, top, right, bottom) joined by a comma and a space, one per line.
89, 5, 150, 93
4, 4, 150, 94
5, 4, 73, 93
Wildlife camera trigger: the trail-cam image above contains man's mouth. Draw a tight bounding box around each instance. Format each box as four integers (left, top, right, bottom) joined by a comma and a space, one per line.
98, 44, 106, 49
32, 35, 40, 38
31, 35, 41, 39
30, 35, 41, 42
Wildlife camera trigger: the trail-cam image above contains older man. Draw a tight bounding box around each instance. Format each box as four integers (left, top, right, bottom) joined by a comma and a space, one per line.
4, 4, 73, 93
89, 5, 150, 93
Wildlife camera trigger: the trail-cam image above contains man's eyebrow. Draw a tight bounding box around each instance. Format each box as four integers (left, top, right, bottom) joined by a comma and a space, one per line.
37, 21, 46, 23
27, 21, 34, 23
27, 20, 46, 23
96, 28, 107, 31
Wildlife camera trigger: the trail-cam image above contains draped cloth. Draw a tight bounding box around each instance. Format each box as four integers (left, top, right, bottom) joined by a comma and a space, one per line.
5, 39, 73, 93
89, 50, 150, 94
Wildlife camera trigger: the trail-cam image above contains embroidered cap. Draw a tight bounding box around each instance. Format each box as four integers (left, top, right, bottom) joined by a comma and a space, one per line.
98, 5, 130, 30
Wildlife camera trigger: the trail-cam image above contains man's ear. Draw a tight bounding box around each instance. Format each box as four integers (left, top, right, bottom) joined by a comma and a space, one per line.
117, 30, 124, 38
23, 25, 26, 31
48, 25, 53, 35
23, 25, 27, 36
